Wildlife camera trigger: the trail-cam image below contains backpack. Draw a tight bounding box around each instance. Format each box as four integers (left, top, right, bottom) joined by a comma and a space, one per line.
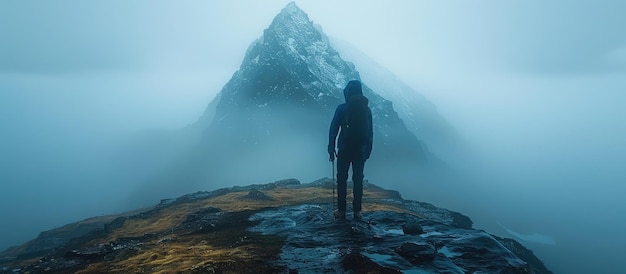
343, 94, 370, 147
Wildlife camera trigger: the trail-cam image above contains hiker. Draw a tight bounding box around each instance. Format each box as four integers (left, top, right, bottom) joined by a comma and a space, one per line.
328, 80, 373, 220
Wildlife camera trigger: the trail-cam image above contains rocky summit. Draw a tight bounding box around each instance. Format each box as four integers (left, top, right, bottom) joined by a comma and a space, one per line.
0, 179, 551, 273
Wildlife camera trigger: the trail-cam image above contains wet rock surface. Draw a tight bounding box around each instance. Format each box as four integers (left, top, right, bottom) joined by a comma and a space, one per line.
249, 204, 538, 273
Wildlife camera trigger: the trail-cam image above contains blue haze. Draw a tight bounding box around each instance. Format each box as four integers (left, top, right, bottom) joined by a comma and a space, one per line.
1, 1, 625, 273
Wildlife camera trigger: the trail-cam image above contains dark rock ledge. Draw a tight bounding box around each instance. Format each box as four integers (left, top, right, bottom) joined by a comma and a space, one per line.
0, 178, 552, 273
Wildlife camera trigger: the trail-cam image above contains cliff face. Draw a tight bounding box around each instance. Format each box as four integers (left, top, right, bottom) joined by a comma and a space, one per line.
0, 179, 551, 273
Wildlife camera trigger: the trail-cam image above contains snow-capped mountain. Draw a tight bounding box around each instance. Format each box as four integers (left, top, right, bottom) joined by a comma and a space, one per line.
134, 2, 441, 204
208, 3, 434, 161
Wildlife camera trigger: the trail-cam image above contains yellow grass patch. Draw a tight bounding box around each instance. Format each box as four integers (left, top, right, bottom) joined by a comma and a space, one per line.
79, 231, 282, 274
101, 185, 408, 242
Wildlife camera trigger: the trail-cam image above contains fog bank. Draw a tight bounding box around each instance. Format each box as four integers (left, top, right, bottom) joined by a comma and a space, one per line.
2, 1, 626, 273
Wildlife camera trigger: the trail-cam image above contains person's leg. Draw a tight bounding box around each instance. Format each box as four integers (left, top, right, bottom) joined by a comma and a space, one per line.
351, 157, 365, 213
336, 152, 350, 213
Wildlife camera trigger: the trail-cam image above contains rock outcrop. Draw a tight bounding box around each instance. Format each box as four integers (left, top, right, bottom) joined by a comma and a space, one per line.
0, 179, 552, 273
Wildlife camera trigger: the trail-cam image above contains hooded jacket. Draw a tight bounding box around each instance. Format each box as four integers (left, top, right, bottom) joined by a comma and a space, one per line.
328, 80, 374, 159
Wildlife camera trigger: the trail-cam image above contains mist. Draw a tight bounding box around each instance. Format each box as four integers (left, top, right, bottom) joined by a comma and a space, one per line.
0, 71, 222, 249
2, 1, 626, 273
395, 72, 626, 274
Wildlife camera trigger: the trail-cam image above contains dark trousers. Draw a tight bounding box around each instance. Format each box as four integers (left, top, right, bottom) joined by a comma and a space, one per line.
336, 149, 365, 212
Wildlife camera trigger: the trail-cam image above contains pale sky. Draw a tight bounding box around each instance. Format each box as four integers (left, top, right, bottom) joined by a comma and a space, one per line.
1, 0, 624, 129
1, 1, 625, 273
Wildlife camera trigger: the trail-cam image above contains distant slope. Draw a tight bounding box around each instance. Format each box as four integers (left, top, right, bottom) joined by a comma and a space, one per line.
331, 38, 461, 160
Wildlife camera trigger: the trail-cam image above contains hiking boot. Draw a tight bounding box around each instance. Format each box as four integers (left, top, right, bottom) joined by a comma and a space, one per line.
334, 210, 346, 220
353, 211, 362, 220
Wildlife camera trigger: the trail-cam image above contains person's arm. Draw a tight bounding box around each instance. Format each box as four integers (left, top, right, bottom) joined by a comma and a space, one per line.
365, 108, 373, 160
328, 105, 343, 160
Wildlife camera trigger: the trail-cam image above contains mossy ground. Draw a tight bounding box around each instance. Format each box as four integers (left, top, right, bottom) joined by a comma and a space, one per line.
79, 209, 285, 273
3, 183, 412, 273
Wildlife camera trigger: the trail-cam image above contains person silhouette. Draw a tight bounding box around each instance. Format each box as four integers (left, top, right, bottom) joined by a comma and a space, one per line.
328, 80, 373, 220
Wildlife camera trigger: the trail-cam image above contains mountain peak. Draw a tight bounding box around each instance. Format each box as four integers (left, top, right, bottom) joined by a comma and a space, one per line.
282, 1, 305, 16
269, 2, 311, 32
234, 2, 359, 110
186, 3, 436, 189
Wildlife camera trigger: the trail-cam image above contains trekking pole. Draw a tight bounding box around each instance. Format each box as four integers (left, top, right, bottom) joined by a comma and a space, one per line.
331, 158, 335, 216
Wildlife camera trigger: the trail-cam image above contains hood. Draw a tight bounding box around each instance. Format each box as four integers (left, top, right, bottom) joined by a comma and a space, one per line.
343, 80, 363, 102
